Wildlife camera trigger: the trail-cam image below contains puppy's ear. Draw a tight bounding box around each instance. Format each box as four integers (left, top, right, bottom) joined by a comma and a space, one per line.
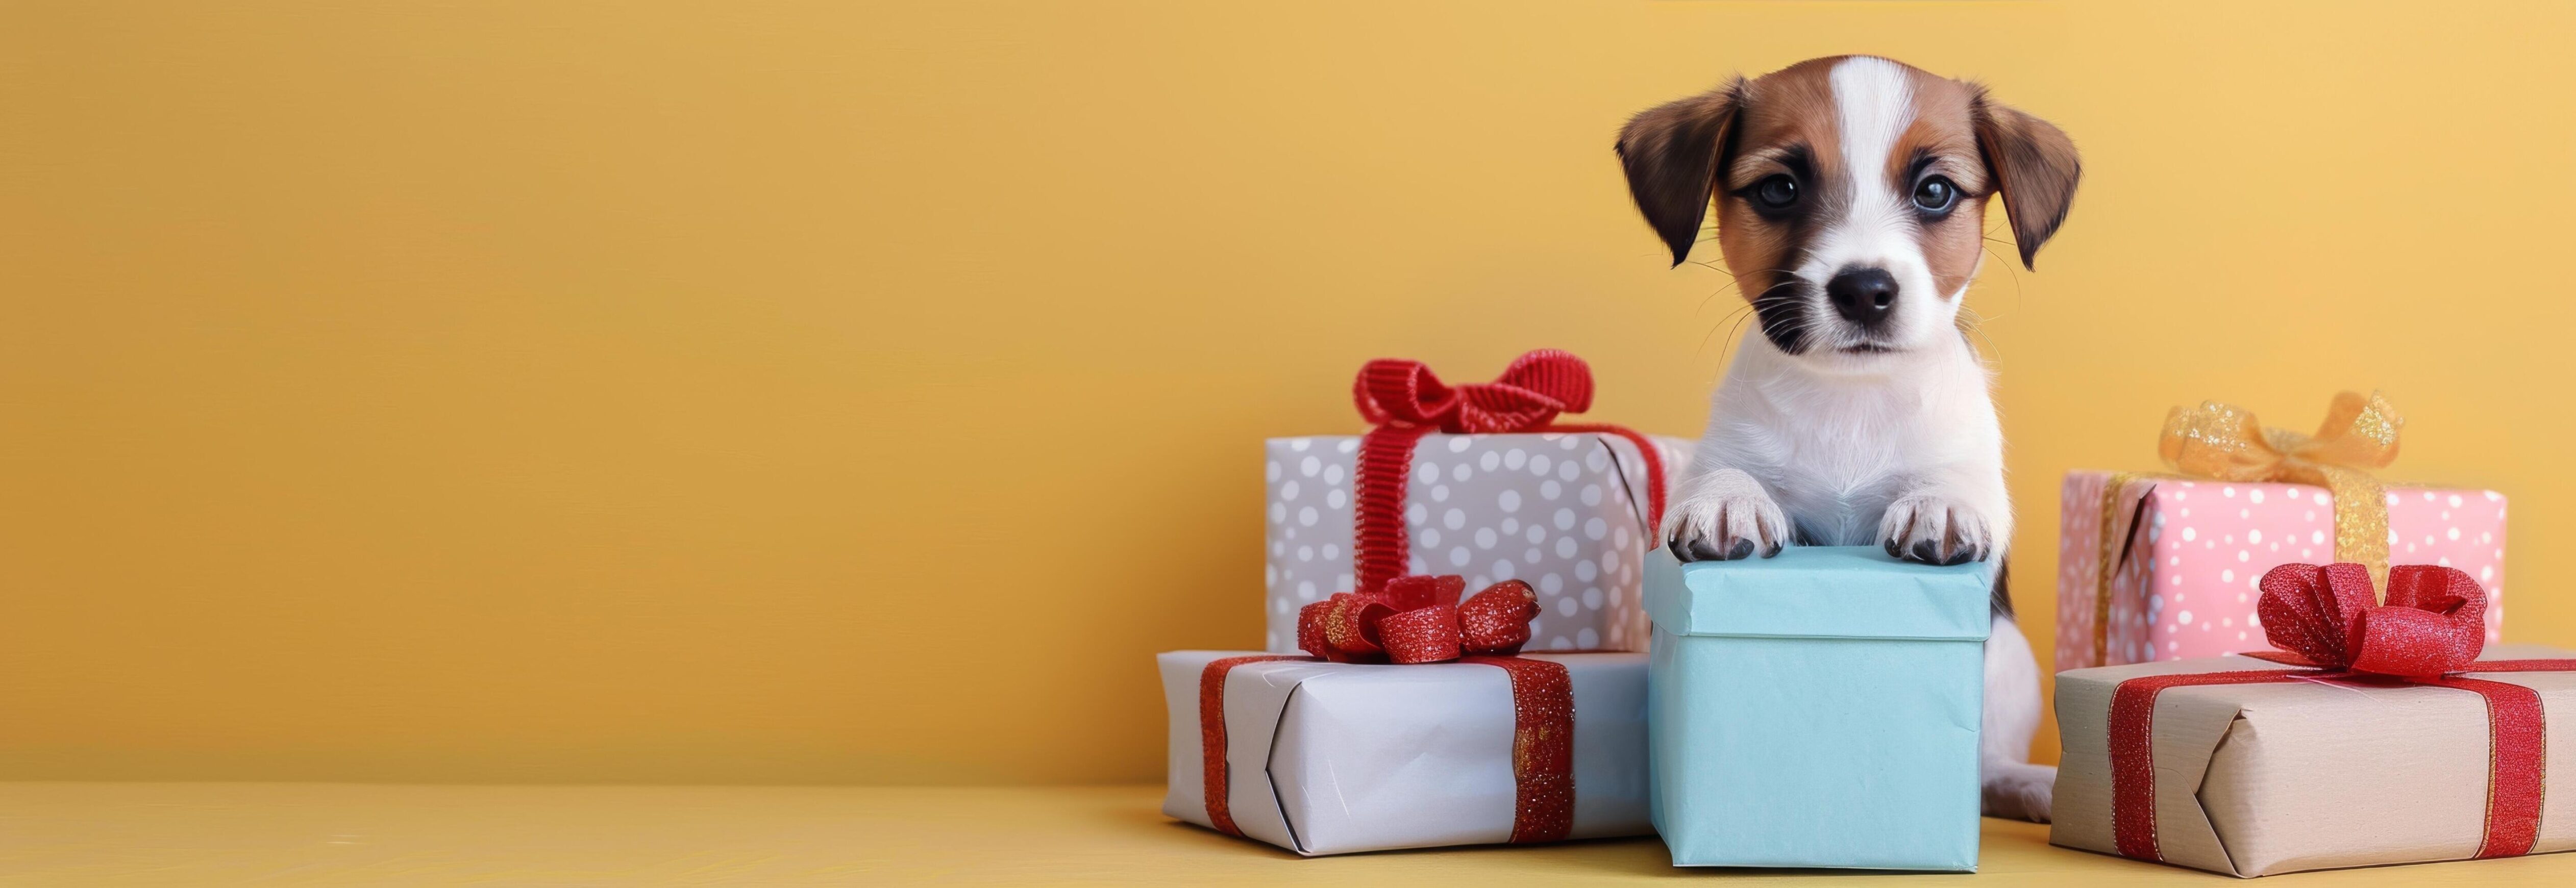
1617, 79, 1745, 267
1972, 92, 2081, 270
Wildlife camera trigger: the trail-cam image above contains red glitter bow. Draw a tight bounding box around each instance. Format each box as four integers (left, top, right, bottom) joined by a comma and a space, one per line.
2254, 562, 2487, 677
1346, 350, 1664, 593
1294, 574, 1540, 664
2108, 562, 2575, 865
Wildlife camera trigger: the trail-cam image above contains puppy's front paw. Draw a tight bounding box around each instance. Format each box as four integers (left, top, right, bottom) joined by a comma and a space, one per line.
1880, 495, 1996, 566
1664, 489, 1791, 563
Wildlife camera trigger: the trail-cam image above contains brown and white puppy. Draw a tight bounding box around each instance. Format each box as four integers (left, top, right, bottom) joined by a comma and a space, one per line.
1616, 56, 2078, 822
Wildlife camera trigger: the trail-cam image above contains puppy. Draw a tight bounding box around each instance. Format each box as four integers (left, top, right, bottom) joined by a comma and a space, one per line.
1616, 56, 2077, 822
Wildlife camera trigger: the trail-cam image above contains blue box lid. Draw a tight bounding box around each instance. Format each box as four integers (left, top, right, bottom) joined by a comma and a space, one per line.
1644, 546, 1992, 641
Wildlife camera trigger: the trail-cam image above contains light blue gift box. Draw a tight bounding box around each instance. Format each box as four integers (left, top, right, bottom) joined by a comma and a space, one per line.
1644, 546, 1990, 871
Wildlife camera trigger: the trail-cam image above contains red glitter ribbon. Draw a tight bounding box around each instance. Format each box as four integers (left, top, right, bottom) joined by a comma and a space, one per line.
1197, 654, 1311, 838
1347, 350, 1665, 594
2108, 563, 2576, 863
1459, 655, 1576, 843
1195, 639, 1579, 843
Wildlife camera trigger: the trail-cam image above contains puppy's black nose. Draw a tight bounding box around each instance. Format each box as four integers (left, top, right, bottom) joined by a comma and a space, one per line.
1825, 267, 1899, 327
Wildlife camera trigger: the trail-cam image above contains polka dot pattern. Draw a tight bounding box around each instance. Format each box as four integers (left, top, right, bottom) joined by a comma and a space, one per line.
1264, 433, 1692, 654
2056, 471, 2507, 671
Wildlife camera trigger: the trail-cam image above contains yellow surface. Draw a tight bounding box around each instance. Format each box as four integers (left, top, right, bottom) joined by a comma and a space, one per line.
7, 2, 2576, 785
5, 783, 2571, 886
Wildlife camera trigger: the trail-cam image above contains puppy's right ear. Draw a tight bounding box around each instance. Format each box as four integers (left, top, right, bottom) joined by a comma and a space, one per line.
1616, 79, 1745, 267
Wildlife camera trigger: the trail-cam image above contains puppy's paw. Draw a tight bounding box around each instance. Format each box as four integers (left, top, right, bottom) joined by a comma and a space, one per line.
1880, 494, 1996, 566
1981, 761, 2055, 823
1664, 488, 1791, 563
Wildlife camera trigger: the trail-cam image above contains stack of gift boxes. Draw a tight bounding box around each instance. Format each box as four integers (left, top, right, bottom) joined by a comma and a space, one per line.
1160, 359, 2567, 876
2043, 394, 2570, 876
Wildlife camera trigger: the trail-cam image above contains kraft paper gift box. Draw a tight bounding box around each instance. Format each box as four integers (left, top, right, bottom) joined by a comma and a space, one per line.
1158, 650, 1651, 855
2052, 643, 2576, 877
2054, 471, 2507, 672
1264, 433, 1690, 654
1643, 547, 1991, 871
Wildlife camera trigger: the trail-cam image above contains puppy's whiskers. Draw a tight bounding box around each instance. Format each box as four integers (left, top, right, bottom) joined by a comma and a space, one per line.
1957, 303, 2004, 361
1972, 243, 2026, 325
1681, 260, 1743, 320
1978, 222, 2028, 322
1700, 300, 1755, 357
1695, 280, 1744, 328
1699, 267, 1814, 371
1751, 277, 1810, 355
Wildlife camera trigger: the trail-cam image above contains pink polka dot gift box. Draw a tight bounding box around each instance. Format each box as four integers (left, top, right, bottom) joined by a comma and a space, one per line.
2054, 473, 2505, 672
2053, 392, 2504, 672
1265, 431, 1691, 655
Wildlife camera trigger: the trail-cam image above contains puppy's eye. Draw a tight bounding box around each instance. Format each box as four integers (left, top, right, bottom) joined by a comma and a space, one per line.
1753, 175, 1799, 210
1912, 176, 1958, 215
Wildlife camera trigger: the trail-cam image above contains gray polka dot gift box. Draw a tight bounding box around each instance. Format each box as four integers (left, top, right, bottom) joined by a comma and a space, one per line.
1261, 351, 1691, 654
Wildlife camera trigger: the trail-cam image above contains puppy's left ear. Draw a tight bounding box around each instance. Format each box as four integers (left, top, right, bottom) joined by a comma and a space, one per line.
1973, 92, 2081, 270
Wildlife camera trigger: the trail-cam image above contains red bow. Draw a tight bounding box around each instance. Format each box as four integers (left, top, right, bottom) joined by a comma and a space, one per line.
2255, 562, 2487, 677
1345, 350, 1663, 594
1295, 574, 1541, 664
1354, 349, 1595, 433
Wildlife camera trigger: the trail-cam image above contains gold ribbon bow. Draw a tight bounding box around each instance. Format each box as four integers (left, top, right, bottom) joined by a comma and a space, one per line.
2091, 391, 2404, 665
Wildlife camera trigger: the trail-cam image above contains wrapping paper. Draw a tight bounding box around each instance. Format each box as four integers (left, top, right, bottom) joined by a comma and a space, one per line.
1158, 650, 1650, 855
1264, 433, 1690, 654
2055, 471, 2507, 672
2052, 645, 2576, 877
1643, 548, 1990, 871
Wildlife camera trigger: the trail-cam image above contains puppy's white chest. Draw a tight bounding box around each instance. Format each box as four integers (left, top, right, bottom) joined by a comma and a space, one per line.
1755, 413, 1916, 545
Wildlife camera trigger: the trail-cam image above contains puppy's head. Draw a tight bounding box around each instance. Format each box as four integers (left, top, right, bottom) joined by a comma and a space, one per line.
1617, 56, 2078, 366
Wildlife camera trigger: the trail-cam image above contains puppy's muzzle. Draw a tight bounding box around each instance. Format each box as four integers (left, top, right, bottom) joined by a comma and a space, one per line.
1825, 266, 1899, 330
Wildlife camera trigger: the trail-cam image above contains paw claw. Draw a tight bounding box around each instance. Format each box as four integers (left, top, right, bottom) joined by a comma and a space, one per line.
1673, 537, 1735, 563
1661, 475, 1791, 566
1881, 494, 2000, 567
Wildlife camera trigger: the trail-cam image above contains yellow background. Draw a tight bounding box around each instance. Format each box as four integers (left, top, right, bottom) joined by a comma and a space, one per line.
4, 1, 2569, 784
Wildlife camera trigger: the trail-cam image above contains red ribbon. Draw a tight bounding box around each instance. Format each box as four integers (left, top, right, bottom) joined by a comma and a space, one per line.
1197, 654, 1310, 839
2108, 562, 2574, 864
1347, 350, 1665, 594
1195, 648, 1576, 845
1459, 654, 1576, 843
